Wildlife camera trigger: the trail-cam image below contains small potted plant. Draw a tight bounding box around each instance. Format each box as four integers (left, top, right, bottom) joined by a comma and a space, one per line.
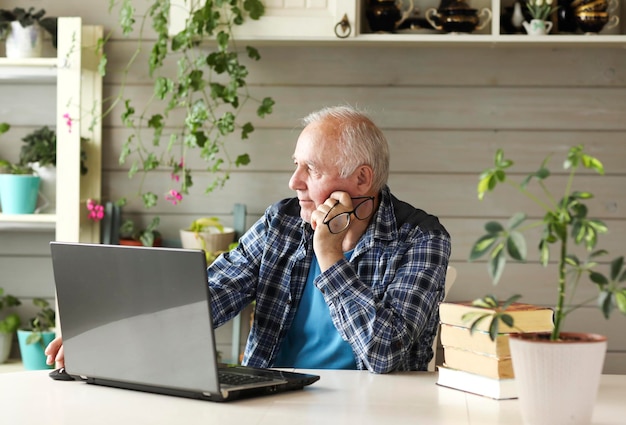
0, 7, 57, 58
468, 145, 626, 424
17, 125, 89, 213
0, 123, 46, 214
522, 0, 559, 34
119, 216, 162, 247
17, 298, 56, 370
180, 217, 235, 263
0, 288, 21, 364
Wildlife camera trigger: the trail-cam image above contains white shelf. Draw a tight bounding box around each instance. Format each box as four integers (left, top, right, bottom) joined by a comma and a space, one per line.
234, 33, 626, 47
0, 214, 56, 231
0, 19, 102, 240
0, 58, 58, 81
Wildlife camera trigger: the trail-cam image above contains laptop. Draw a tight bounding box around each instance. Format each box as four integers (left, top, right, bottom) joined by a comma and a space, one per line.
49, 241, 320, 402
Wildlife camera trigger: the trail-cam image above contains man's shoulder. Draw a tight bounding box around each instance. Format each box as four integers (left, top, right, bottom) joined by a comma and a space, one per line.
267, 197, 301, 218
389, 192, 448, 235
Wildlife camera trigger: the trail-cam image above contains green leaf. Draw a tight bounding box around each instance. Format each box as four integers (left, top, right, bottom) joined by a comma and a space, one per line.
488, 249, 506, 285
610, 256, 624, 281
119, 0, 136, 36
488, 317, 500, 340
244, 0, 266, 20
235, 154, 250, 167
484, 221, 504, 233
469, 234, 499, 261
615, 289, 626, 314
598, 291, 613, 319
506, 231, 527, 261
507, 212, 526, 230
499, 313, 514, 328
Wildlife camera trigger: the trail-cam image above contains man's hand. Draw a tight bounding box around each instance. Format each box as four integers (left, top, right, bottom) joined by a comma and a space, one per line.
45, 336, 65, 368
310, 192, 354, 271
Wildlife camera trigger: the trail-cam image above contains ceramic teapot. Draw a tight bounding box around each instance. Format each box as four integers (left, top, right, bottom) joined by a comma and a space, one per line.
366, 0, 415, 32
425, 0, 492, 33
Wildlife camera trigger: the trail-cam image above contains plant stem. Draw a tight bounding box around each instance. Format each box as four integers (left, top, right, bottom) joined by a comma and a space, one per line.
552, 236, 567, 340
507, 180, 553, 213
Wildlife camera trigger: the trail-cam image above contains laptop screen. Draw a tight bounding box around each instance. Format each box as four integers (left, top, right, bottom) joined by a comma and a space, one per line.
51, 242, 222, 394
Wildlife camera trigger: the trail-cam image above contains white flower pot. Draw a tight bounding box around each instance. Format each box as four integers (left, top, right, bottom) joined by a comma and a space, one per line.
509, 332, 607, 425
31, 162, 55, 213
180, 227, 235, 254
5, 22, 43, 59
523, 19, 553, 35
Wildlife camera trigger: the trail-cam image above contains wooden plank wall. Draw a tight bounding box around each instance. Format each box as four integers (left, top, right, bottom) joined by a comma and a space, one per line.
1, 0, 625, 371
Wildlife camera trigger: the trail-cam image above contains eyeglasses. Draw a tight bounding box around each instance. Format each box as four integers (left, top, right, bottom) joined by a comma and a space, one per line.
322, 196, 375, 234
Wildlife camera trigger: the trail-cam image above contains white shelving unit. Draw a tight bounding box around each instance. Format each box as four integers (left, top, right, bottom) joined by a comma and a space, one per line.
0, 17, 102, 243
168, 0, 626, 47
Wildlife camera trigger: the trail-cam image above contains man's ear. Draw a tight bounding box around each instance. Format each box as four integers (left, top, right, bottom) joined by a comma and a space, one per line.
356, 165, 374, 190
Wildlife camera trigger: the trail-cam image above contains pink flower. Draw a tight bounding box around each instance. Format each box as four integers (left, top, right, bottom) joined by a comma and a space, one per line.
165, 189, 183, 205
86, 199, 104, 221
171, 159, 184, 182
62, 113, 73, 133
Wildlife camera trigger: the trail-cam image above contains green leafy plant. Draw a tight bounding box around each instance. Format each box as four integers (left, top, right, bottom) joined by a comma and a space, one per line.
23, 298, 55, 347
468, 145, 626, 341
187, 216, 225, 234
120, 216, 161, 247
0, 160, 33, 174
0, 123, 32, 174
0, 288, 21, 335
0, 7, 58, 47
110, 0, 274, 217
19, 126, 89, 175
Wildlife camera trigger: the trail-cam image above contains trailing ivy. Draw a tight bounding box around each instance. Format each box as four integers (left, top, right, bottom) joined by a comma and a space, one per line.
108, 0, 274, 210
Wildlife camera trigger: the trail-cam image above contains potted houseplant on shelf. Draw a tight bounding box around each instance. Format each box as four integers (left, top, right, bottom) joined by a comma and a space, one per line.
0, 288, 21, 364
180, 217, 235, 264
522, 0, 559, 35
0, 7, 57, 58
119, 216, 162, 247
17, 298, 56, 370
18, 125, 89, 214
107, 0, 273, 233
0, 160, 47, 215
468, 145, 626, 425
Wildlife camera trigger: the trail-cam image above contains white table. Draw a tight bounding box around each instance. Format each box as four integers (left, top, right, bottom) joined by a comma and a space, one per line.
1, 369, 624, 424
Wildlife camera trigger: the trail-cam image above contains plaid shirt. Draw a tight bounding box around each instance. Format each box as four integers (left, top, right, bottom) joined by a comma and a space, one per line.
208, 185, 451, 373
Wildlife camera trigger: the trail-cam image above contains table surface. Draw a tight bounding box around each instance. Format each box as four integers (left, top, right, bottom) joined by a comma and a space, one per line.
1, 369, 625, 424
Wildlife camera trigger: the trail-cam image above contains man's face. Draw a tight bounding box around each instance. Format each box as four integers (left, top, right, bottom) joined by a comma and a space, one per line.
288, 121, 353, 223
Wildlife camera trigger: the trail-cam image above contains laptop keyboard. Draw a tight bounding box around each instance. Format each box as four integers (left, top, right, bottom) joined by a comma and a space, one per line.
219, 371, 275, 386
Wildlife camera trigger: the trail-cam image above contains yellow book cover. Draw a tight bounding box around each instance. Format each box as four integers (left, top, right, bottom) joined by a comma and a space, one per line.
440, 324, 512, 358
438, 301, 554, 333
443, 346, 514, 379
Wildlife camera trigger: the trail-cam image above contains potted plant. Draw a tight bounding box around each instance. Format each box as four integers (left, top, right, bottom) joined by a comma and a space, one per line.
119, 216, 162, 247
522, 0, 559, 34
180, 217, 235, 263
0, 158, 48, 215
108, 0, 273, 232
468, 145, 626, 424
0, 288, 21, 364
17, 298, 55, 370
0, 7, 57, 58
0, 123, 50, 214
17, 125, 89, 214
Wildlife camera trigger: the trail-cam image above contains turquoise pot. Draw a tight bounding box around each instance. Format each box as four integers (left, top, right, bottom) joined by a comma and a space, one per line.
17, 330, 55, 370
0, 174, 42, 214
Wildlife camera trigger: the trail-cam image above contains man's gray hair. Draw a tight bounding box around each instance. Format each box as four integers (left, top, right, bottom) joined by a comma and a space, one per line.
302, 105, 390, 191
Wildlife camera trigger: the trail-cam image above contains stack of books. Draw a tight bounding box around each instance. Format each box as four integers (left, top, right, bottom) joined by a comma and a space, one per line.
435, 301, 554, 400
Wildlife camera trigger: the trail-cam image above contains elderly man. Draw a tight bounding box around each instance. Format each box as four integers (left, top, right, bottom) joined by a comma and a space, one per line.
46, 105, 451, 374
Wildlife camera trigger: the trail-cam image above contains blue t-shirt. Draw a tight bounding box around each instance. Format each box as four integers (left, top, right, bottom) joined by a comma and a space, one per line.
274, 252, 357, 369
